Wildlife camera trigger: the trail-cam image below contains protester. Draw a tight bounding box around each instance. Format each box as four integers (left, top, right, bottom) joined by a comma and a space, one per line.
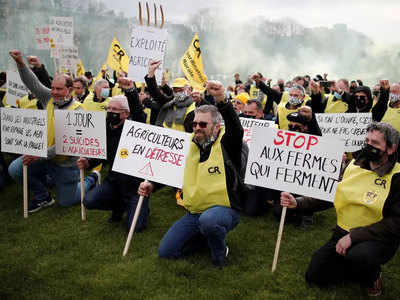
281, 122, 400, 296
241, 99, 265, 119
372, 80, 400, 132
234, 73, 242, 85
73, 76, 90, 103
8, 49, 82, 212
145, 61, 195, 132
77, 81, 147, 229
138, 80, 244, 267
232, 92, 249, 115
310, 79, 350, 113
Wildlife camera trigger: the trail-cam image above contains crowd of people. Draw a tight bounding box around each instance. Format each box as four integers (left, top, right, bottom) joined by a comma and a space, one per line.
1, 49, 400, 297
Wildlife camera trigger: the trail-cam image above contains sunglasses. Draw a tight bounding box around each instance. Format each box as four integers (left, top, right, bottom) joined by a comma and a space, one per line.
192, 121, 208, 128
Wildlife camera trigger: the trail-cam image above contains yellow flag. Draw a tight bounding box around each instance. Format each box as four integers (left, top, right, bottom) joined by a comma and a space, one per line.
180, 34, 208, 91
106, 37, 129, 73
76, 59, 85, 77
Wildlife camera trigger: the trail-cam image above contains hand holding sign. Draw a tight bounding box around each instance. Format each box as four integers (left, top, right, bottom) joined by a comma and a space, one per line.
138, 181, 154, 196
280, 192, 297, 209
148, 60, 162, 78
22, 155, 39, 166
206, 80, 225, 102
26, 56, 41, 68
77, 157, 89, 170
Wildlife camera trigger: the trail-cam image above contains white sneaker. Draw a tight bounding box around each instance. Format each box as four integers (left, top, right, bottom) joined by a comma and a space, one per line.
92, 170, 101, 185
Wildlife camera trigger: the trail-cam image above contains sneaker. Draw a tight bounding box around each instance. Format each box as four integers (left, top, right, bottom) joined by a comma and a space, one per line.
108, 210, 123, 223
92, 170, 101, 185
212, 246, 229, 268
28, 196, 55, 213
367, 272, 382, 297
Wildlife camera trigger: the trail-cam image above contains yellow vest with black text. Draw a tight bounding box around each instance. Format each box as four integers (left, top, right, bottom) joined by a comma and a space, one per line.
335, 160, 400, 231
81, 93, 110, 112
277, 102, 306, 130
46, 98, 81, 148
163, 102, 196, 132
249, 85, 259, 99
325, 94, 348, 113
182, 128, 230, 213
381, 106, 400, 133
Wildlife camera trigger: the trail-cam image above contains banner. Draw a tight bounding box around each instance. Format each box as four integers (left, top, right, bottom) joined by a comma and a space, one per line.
112, 121, 191, 188
50, 17, 74, 47
240, 117, 275, 144
180, 33, 208, 91
1, 108, 47, 157
7, 70, 29, 107
128, 25, 168, 84
245, 127, 344, 202
106, 37, 129, 74
34, 25, 50, 50
54, 110, 107, 159
316, 113, 372, 152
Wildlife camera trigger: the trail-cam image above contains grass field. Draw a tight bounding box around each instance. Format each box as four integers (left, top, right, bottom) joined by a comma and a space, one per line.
0, 165, 399, 299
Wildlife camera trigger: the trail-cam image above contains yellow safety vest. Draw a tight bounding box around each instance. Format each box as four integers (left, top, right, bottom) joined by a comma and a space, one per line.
381, 106, 400, 133
144, 107, 151, 124
17, 95, 38, 109
249, 85, 259, 99
81, 93, 110, 112
163, 102, 196, 132
88, 80, 95, 92
0, 87, 6, 106
277, 102, 306, 130
183, 128, 230, 213
325, 94, 348, 113
335, 160, 400, 231
111, 83, 124, 96
47, 98, 81, 147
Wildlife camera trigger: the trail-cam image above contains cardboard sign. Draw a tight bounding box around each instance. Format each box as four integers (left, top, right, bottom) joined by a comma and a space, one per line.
58, 46, 79, 73
34, 25, 50, 50
245, 127, 344, 202
316, 113, 372, 152
54, 110, 107, 159
1, 107, 47, 157
7, 70, 29, 107
112, 121, 191, 188
50, 17, 74, 47
128, 25, 168, 84
240, 117, 275, 144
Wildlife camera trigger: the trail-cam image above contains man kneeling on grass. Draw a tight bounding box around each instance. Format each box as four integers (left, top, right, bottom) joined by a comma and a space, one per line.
281, 122, 400, 296
138, 81, 245, 267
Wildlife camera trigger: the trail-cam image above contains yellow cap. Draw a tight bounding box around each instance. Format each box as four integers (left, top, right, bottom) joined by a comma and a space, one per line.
234, 92, 250, 104
172, 78, 189, 88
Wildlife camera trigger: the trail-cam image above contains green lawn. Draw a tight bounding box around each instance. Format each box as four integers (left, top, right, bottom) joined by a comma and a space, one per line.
0, 168, 399, 299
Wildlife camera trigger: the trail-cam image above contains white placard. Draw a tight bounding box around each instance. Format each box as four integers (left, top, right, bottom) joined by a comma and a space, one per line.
245, 127, 345, 202
128, 25, 168, 84
112, 121, 191, 188
1, 107, 47, 157
316, 113, 372, 152
50, 17, 74, 47
54, 110, 107, 159
34, 24, 50, 50
240, 117, 275, 144
58, 46, 79, 73
7, 70, 29, 107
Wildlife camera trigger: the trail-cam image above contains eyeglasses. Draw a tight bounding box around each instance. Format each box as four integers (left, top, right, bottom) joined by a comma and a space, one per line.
192, 121, 208, 128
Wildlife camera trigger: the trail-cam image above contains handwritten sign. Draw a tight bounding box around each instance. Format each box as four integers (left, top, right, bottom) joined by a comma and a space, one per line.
7, 70, 29, 107
240, 117, 275, 144
316, 113, 372, 152
50, 17, 74, 47
58, 46, 79, 73
54, 110, 106, 159
1, 108, 47, 157
112, 121, 191, 188
245, 127, 344, 202
34, 24, 50, 50
128, 25, 168, 84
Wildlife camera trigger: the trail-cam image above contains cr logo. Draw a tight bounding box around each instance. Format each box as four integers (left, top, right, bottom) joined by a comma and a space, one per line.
374, 178, 386, 189
208, 166, 221, 174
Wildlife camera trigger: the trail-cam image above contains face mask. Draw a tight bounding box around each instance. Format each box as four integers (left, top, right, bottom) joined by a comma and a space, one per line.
288, 96, 303, 106
389, 93, 400, 105
242, 114, 255, 119
101, 88, 110, 99
284, 87, 291, 92
333, 92, 342, 100
54, 98, 71, 107
107, 112, 121, 126
355, 95, 367, 109
174, 92, 187, 102
288, 125, 304, 132
361, 144, 383, 162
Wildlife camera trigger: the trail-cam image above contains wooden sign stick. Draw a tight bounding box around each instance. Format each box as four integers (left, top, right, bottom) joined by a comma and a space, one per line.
271, 206, 287, 272
80, 169, 86, 221
23, 165, 28, 218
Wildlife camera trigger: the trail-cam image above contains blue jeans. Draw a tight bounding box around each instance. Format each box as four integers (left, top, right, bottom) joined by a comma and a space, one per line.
73, 172, 97, 205
83, 176, 149, 232
8, 156, 80, 207
158, 205, 240, 264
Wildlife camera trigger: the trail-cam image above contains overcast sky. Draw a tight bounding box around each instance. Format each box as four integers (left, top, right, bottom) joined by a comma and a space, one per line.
106, 0, 400, 45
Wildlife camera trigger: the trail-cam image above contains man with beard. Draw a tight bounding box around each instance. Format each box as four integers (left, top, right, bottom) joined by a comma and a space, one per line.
281, 122, 400, 296
138, 81, 244, 267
